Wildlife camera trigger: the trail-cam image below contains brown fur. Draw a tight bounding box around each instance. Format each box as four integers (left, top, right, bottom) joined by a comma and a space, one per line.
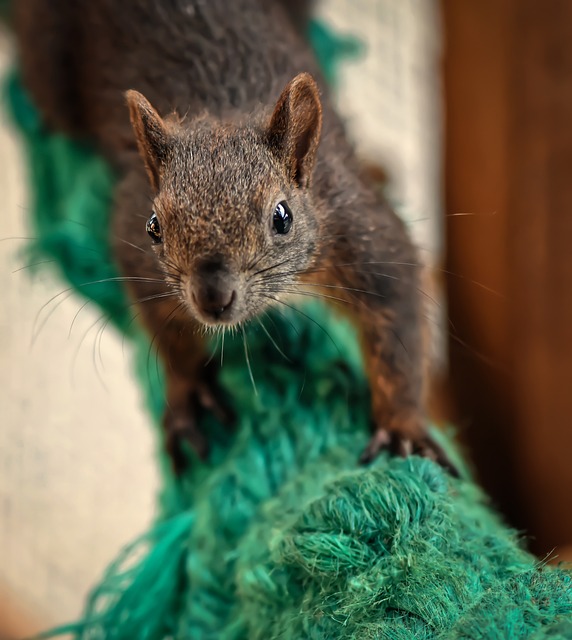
14, 0, 455, 473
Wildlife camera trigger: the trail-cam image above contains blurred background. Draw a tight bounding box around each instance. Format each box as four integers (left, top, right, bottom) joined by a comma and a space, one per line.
1, 0, 571, 636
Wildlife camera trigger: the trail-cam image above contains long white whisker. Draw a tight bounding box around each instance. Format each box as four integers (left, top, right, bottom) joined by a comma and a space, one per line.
242, 326, 258, 395
258, 317, 291, 362
220, 328, 226, 368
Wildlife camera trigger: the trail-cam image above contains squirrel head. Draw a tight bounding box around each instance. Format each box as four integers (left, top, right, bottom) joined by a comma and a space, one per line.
126, 72, 323, 327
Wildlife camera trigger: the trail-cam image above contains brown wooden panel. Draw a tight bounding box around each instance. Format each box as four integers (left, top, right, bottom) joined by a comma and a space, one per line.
442, 0, 572, 555
508, 0, 572, 554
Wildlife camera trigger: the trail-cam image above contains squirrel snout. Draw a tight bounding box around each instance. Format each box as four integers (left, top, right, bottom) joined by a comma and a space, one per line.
190, 259, 237, 323
192, 286, 236, 320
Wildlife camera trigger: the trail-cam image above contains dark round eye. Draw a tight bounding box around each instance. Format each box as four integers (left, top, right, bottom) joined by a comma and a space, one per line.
146, 211, 162, 244
273, 201, 293, 235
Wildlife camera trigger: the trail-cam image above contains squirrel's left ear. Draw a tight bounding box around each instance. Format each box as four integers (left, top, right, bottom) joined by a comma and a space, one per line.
267, 72, 322, 189
125, 90, 171, 192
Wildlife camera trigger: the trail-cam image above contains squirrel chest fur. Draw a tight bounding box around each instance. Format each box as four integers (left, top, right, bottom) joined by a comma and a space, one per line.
15, 0, 455, 473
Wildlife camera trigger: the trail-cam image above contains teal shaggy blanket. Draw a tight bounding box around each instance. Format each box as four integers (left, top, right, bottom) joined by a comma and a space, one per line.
4, 20, 572, 640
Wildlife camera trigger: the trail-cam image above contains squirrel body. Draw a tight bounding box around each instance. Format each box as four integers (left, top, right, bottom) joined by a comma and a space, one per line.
15, 0, 453, 472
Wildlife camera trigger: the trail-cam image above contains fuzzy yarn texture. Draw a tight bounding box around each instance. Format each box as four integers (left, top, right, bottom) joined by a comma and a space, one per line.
4, 16, 572, 640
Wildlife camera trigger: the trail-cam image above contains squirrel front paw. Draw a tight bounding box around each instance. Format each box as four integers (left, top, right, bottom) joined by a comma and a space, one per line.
163, 365, 234, 474
359, 413, 459, 477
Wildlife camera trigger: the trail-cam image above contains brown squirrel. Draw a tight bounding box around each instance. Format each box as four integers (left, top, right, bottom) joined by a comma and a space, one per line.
15, 0, 455, 474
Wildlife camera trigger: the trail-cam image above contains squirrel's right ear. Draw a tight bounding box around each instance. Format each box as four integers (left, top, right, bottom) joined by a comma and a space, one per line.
125, 90, 170, 191
267, 73, 322, 189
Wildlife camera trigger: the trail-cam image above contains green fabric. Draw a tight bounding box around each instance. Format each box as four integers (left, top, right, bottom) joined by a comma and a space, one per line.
3, 17, 572, 640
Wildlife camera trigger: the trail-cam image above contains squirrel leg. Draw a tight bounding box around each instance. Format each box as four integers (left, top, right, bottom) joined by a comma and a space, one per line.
136, 299, 233, 474
357, 313, 457, 475
307, 214, 457, 475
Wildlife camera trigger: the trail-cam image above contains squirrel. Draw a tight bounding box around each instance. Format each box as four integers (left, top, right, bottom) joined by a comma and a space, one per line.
14, 0, 456, 474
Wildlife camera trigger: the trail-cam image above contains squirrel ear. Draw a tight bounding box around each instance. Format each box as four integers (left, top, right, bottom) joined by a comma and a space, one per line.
267, 72, 322, 188
125, 90, 170, 191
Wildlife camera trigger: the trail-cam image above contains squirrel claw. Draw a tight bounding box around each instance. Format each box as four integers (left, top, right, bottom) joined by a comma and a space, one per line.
195, 377, 235, 427
360, 426, 459, 478
164, 411, 210, 475
164, 366, 234, 475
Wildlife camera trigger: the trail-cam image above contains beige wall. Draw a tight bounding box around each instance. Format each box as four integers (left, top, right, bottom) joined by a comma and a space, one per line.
0, 30, 159, 637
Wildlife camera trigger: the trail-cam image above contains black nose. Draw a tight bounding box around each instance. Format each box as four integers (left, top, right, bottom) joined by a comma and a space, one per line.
191, 259, 236, 321
193, 286, 235, 319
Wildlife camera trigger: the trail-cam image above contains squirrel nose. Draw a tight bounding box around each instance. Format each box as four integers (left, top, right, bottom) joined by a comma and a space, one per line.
193, 286, 235, 319
191, 259, 237, 321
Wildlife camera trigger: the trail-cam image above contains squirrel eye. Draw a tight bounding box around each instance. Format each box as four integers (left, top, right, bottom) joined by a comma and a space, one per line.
273, 201, 293, 235
146, 211, 162, 244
